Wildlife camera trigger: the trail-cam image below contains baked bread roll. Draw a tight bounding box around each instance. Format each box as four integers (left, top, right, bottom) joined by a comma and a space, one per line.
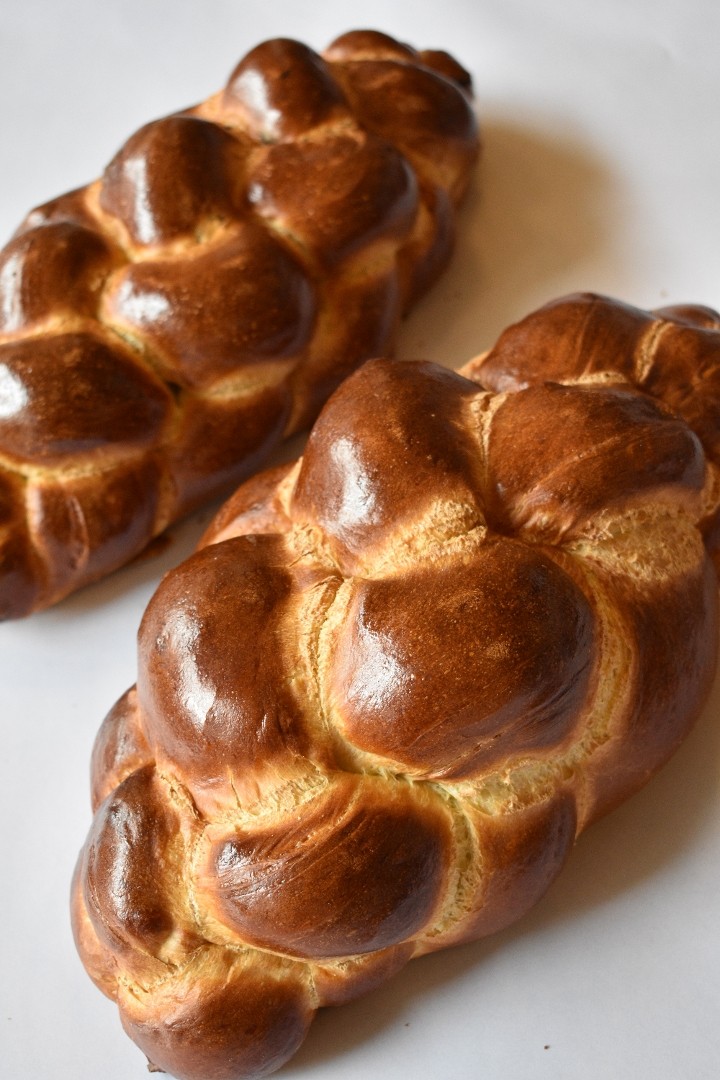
72, 294, 719, 1080
0, 30, 479, 619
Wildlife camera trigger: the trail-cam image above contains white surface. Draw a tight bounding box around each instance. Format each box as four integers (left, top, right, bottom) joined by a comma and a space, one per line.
1, 1, 719, 1077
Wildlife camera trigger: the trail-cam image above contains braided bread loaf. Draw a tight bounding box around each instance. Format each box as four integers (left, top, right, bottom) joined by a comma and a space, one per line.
72, 294, 720, 1079
0, 30, 478, 619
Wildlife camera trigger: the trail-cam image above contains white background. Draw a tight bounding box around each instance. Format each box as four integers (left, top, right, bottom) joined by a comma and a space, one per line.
1, 1, 719, 1078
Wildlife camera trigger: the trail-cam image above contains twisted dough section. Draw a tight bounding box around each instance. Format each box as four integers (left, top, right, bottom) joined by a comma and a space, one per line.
0, 29, 479, 618
73, 297, 719, 1079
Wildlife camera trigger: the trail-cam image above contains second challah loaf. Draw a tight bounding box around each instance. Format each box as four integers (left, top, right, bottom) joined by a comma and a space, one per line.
0, 29, 479, 618
73, 295, 719, 1080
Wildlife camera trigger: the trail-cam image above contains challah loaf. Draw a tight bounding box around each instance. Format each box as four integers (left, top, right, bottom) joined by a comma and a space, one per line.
72, 294, 720, 1080
0, 30, 479, 619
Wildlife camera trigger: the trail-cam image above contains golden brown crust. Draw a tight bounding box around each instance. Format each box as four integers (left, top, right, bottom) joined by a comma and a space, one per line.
466, 291, 720, 564
469, 292, 720, 465
74, 296, 720, 1079
0, 30, 479, 619
324, 545, 595, 777
483, 382, 706, 538
118, 951, 316, 1080
434, 789, 578, 947
197, 772, 454, 960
